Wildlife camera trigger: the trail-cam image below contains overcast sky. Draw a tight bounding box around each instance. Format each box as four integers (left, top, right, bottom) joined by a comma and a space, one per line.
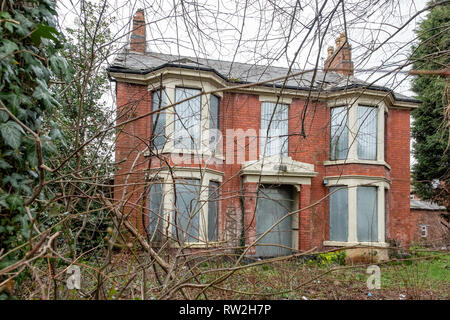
57, 0, 430, 96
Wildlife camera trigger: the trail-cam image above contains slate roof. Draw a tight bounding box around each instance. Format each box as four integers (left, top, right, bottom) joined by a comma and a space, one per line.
410, 199, 447, 211
108, 50, 420, 103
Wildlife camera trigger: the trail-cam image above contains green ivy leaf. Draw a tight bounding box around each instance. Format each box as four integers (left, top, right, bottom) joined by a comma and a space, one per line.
30, 24, 58, 46
0, 120, 25, 149
0, 39, 18, 58
49, 54, 71, 81
0, 159, 12, 169
6, 194, 24, 212
0, 110, 9, 122
33, 79, 58, 108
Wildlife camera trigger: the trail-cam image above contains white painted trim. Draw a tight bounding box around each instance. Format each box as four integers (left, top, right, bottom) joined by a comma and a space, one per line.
259, 95, 293, 104
292, 190, 299, 251
348, 103, 358, 160
328, 98, 388, 164
147, 167, 223, 245
147, 77, 225, 158
240, 156, 318, 188
324, 175, 391, 188
242, 174, 312, 187
143, 151, 225, 162
323, 241, 390, 248
325, 176, 389, 245
348, 187, 357, 242
323, 159, 391, 170
110, 68, 419, 109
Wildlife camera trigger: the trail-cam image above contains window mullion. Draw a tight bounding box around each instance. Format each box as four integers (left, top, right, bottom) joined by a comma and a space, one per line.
348, 186, 358, 242
348, 104, 358, 160
377, 185, 385, 243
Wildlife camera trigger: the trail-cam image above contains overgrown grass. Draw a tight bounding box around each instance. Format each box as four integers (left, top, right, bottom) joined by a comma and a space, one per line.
19, 247, 449, 300
379, 249, 449, 298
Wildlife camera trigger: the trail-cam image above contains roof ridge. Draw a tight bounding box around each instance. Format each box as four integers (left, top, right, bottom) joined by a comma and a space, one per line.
144, 50, 306, 74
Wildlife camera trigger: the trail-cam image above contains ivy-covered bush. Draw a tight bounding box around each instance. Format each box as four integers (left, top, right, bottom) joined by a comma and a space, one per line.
0, 0, 69, 278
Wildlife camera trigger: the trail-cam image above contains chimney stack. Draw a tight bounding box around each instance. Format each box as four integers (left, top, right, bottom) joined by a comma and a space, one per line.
130, 9, 146, 54
324, 32, 354, 76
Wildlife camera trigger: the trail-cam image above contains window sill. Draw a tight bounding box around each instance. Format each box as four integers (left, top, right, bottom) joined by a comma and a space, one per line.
323, 159, 391, 170
323, 241, 389, 248
144, 149, 225, 161
160, 241, 225, 248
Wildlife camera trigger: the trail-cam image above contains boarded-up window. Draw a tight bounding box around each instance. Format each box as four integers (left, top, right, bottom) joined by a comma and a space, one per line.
329, 186, 348, 241
174, 88, 201, 149
260, 102, 289, 157
152, 89, 167, 149
208, 181, 220, 241
149, 182, 164, 241
173, 179, 201, 242
330, 106, 348, 160
357, 106, 377, 160
357, 186, 378, 242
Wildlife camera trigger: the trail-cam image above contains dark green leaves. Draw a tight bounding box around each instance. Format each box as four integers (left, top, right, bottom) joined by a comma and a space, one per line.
33, 79, 59, 108
30, 24, 58, 46
0, 120, 24, 149
5, 194, 24, 212
410, 2, 450, 209
0, 39, 18, 59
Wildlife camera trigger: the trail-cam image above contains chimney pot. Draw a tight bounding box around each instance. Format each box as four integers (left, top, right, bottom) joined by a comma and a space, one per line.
324, 33, 354, 77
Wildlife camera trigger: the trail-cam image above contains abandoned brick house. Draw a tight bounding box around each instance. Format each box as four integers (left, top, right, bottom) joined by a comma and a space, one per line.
108, 10, 421, 259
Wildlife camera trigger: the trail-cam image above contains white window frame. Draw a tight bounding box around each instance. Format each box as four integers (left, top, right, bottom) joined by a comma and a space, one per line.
174, 87, 202, 150
330, 106, 349, 161
147, 167, 223, 246
323, 176, 390, 247
146, 78, 224, 158
151, 88, 168, 150
258, 96, 292, 159
420, 225, 428, 238
260, 101, 289, 158
324, 97, 388, 167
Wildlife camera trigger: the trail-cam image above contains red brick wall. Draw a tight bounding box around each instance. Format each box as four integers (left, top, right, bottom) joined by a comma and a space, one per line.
385, 108, 412, 249
114, 82, 151, 233
411, 209, 449, 246
220, 93, 261, 247
114, 80, 415, 252
289, 99, 329, 250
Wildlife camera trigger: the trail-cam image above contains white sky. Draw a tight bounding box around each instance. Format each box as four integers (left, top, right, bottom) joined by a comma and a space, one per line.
56, 0, 431, 166
57, 0, 429, 96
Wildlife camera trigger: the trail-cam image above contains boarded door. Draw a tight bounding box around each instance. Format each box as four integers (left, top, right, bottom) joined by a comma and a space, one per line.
255, 186, 293, 257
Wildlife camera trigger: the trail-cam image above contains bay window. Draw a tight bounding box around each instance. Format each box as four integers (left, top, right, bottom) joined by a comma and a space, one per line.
329, 186, 348, 241
172, 178, 201, 242
356, 186, 378, 242
330, 106, 349, 160
207, 181, 219, 242
152, 89, 167, 149
328, 100, 386, 163
147, 169, 222, 245
209, 94, 220, 153
326, 178, 388, 246
149, 182, 164, 242
174, 88, 201, 149
357, 106, 377, 160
